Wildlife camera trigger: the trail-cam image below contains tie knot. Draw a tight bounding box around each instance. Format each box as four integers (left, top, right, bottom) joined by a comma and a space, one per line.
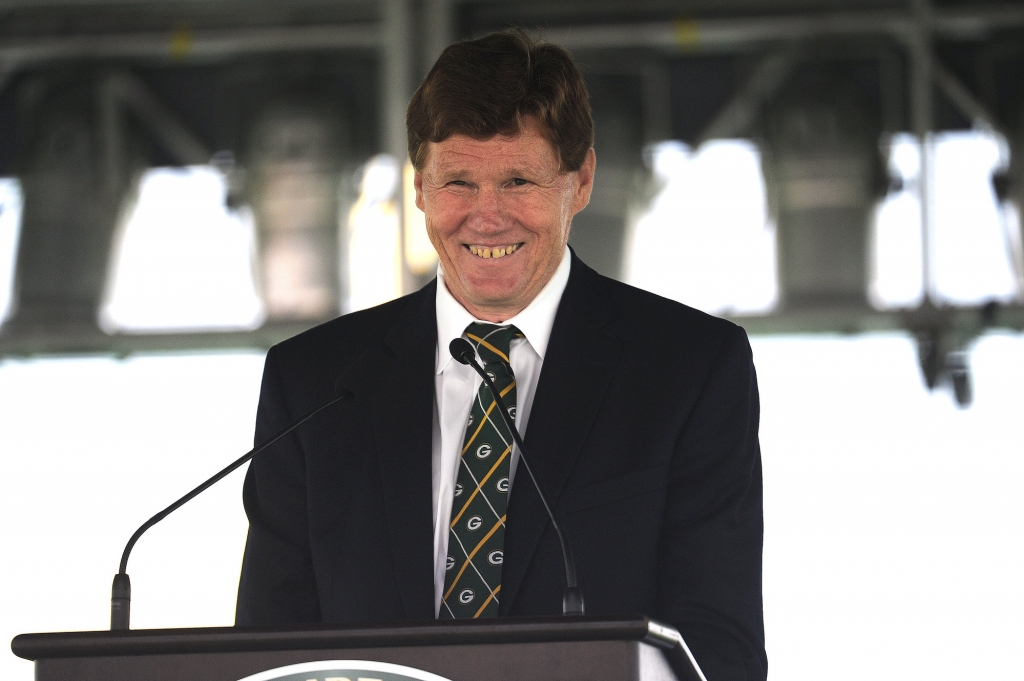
464, 323, 523, 366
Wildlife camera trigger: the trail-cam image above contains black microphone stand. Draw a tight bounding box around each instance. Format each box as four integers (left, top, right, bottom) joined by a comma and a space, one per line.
110, 390, 353, 630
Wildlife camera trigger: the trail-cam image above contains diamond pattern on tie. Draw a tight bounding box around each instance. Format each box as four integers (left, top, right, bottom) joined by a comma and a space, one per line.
440, 322, 522, 619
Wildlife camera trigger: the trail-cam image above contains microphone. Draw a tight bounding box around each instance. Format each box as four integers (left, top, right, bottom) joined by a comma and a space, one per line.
110, 347, 391, 630
449, 337, 585, 616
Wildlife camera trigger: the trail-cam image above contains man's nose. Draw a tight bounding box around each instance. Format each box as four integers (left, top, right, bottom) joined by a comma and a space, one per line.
466, 187, 508, 231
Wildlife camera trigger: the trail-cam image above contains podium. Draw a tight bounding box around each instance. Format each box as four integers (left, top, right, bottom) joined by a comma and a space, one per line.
12, 616, 705, 681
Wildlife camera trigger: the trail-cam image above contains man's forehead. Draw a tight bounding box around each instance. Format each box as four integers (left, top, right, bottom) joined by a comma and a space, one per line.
423, 129, 561, 175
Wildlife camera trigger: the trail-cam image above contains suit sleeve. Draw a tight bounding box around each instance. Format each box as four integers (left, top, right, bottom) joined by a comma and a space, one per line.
658, 323, 766, 680
235, 346, 322, 626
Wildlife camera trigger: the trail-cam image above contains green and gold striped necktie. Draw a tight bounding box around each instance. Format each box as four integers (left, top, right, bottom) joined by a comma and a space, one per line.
440, 322, 523, 619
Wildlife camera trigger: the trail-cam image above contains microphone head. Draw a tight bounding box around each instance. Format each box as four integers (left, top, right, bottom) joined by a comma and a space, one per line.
449, 338, 476, 365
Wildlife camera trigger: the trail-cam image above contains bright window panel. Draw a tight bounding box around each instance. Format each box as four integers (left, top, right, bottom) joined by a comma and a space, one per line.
346, 155, 403, 312
101, 166, 265, 332
871, 134, 926, 308
872, 130, 1020, 308
1003, 201, 1024, 291
623, 140, 778, 315
0, 178, 23, 324
932, 131, 1018, 304
0, 351, 265, 681
403, 160, 438, 277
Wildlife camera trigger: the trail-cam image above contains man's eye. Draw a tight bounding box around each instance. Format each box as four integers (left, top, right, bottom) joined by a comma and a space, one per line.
447, 180, 468, 187
510, 178, 529, 186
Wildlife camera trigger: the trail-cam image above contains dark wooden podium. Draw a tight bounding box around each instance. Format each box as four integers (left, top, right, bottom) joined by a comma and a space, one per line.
12, 616, 706, 681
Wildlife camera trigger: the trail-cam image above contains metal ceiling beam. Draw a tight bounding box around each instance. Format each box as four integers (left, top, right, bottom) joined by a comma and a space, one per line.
551, 6, 1024, 51
931, 59, 1001, 134
0, 22, 381, 69
0, 321, 317, 357
1, 5, 1022, 70
106, 71, 212, 165
728, 303, 1024, 336
1, 304, 1021, 357
0, 0, 368, 7
695, 46, 800, 145
381, 0, 416, 293
908, 0, 935, 303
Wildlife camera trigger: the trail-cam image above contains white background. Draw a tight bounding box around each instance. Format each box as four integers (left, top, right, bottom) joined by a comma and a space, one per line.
2, 336, 1022, 680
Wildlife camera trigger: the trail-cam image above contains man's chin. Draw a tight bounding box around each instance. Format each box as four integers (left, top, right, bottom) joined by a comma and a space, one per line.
456, 259, 525, 291
451, 280, 532, 319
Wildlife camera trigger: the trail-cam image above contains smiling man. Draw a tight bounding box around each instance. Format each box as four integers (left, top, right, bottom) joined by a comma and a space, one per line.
236, 31, 766, 681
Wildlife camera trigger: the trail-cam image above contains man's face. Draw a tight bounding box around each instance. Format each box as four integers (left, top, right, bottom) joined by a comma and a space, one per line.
414, 118, 595, 322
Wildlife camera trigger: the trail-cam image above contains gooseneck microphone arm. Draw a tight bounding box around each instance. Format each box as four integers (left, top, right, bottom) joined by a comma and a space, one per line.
110, 388, 355, 631
449, 337, 585, 616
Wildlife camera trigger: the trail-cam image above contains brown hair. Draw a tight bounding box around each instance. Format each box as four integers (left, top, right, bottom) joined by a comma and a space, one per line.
406, 30, 594, 172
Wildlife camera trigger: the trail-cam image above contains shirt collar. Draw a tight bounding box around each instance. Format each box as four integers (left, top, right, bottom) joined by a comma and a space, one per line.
435, 247, 572, 374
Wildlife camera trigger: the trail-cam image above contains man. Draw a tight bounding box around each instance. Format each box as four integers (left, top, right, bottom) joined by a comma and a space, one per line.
236, 30, 766, 680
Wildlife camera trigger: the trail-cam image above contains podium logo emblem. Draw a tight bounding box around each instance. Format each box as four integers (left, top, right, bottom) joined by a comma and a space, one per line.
234, 659, 453, 681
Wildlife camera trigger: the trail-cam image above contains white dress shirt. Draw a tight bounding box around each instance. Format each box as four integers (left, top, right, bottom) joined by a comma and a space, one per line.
430, 248, 572, 616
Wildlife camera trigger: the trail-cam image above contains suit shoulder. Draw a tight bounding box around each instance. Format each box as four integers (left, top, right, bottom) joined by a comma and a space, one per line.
269, 283, 433, 372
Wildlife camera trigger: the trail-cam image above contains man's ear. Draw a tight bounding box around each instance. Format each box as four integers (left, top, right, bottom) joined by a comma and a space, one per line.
414, 169, 425, 211
572, 148, 596, 215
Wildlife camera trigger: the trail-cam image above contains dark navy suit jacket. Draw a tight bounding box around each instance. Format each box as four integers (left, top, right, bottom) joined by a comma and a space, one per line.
236, 253, 766, 680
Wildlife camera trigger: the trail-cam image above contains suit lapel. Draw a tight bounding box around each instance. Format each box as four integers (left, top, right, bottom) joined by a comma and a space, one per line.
500, 255, 624, 613
371, 282, 438, 621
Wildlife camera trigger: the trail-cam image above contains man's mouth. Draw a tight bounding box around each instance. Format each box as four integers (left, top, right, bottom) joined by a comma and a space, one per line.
467, 243, 522, 259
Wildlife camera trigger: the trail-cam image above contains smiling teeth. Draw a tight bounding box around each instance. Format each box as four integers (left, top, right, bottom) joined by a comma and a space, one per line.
469, 243, 520, 259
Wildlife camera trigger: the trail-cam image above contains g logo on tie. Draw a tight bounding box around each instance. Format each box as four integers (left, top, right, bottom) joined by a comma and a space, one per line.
454, 483, 463, 497
488, 550, 503, 565
486, 371, 496, 381
508, 406, 517, 420
459, 589, 474, 604
467, 413, 474, 427
467, 516, 482, 531
445, 555, 455, 571
476, 443, 492, 459
496, 477, 509, 493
